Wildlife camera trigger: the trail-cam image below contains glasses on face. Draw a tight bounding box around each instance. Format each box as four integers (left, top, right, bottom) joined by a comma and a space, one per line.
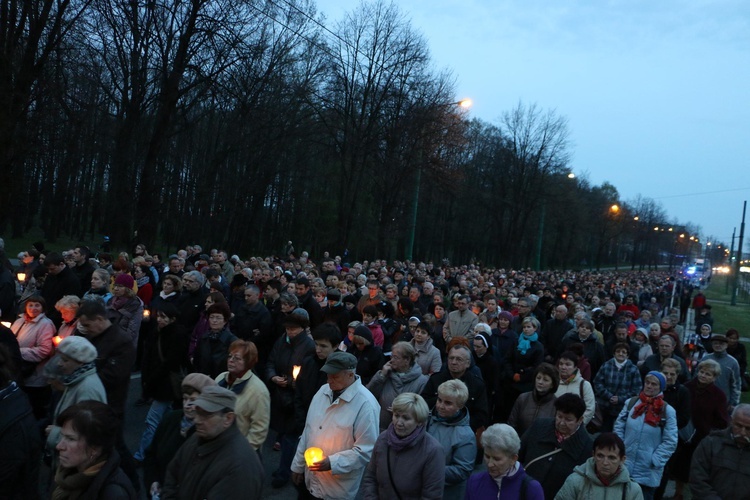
227, 355, 243, 362
390, 354, 405, 361
209, 315, 225, 321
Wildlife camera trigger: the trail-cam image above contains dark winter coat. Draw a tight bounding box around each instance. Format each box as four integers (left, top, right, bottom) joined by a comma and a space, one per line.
0, 383, 42, 500
422, 369, 489, 431
519, 417, 594, 500
193, 327, 237, 380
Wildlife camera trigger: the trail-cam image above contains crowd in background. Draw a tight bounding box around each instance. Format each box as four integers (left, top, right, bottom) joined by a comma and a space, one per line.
1, 238, 749, 499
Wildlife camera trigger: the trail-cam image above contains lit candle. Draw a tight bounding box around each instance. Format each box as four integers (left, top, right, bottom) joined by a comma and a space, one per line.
0, 321, 11, 329
53, 336, 63, 347
143, 310, 151, 318
304, 447, 325, 467
292, 365, 301, 380
17, 272, 26, 282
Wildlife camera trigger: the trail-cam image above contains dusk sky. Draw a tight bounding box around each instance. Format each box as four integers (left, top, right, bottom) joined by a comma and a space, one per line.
314, 0, 750, 250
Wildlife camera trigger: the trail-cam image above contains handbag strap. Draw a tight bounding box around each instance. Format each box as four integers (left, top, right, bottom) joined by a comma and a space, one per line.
524, 447, 562, 469
386, 447, 404, 500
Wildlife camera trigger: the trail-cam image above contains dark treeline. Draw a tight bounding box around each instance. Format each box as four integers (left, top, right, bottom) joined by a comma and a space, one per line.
0, 0, 709, 269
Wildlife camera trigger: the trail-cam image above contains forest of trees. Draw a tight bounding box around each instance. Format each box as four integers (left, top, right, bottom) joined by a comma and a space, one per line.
0, 0, 714, 269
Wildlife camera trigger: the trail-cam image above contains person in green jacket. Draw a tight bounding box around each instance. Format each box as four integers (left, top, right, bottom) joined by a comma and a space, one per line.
556, 432, 643, 500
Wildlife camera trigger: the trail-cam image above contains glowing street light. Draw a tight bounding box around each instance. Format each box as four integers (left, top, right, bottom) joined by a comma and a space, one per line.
610, 204, 620, 214
457, 98, 473, 109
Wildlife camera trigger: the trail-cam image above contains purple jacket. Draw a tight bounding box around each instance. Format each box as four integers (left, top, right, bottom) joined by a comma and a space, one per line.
464, 465, 544, 500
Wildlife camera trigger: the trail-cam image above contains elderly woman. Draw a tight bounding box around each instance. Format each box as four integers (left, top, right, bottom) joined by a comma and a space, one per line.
362, 393, 445, 499
193, 302, 237, 378
144, 373, 216, 499
614, 371, 678, 500
11, 295, 56, 418
106, 273, 144, 348
44, 336, 107, 467
216, 340, 270, 453
556, 351, 596, 425
665, 359, 729, 498
508, 362, 559, 435
594, 342, 642, 432
520, 393, 594, 500
53, 401, 136, 499
135, 302, 189, 462
55, 295, 81, 341
426, 380, 477, 500
367, 341, 429, 431
410, 321, 442, 375
83, 268, 113, 304
466, 424, 544, 499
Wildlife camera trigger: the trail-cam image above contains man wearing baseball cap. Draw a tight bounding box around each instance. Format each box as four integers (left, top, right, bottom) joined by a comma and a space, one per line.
162, 386, 262, 499
291, 351, 380, 500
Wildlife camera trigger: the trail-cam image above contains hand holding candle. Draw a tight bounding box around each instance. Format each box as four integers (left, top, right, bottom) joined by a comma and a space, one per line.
304, 447, 326, 469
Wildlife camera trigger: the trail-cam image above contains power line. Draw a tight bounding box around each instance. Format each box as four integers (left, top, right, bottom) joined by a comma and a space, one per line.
654, 187, 750, 200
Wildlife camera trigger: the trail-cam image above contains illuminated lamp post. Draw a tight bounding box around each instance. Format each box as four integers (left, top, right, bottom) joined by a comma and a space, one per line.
405, 98, 472, 262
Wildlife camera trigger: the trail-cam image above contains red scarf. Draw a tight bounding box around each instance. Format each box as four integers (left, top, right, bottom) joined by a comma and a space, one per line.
631, 391, 664, 427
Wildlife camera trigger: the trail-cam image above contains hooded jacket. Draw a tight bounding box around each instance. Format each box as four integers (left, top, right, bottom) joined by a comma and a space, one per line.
426, 407, 476, 500
368, 363, 428, 430
555, 456, 644, 500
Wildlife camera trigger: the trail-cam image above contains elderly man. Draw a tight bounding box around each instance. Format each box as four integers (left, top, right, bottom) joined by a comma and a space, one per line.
179, 270, 208, 330
690, 404, 750, 499
421, 344, 489, 432
639, 335, 688, 383
443, 294, 478, 342
701, 334, 742, 410
291, 352, 380, 500
162, 386, 263, 499
541, 304, 574, 362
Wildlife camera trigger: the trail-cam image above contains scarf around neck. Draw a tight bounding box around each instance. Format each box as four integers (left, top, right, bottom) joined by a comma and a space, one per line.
386, 423, 425, 452
517, 332, 538, 355
52, 460, 106, 500
632, 391, 665, 426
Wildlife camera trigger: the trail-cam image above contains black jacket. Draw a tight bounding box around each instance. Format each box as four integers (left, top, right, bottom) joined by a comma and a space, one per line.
193, 327, 237, 380
422, 369, 489, 431
142, 322, 189, 401
0, 383, 42, 500
41, 266, 81, 326
520, 417, 593, 500
79, 323, 135, 417
54, 449, 135, 499
540, 318, 574, 361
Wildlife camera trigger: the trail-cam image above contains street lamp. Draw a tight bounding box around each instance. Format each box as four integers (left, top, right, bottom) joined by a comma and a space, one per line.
405, 98, 472, 262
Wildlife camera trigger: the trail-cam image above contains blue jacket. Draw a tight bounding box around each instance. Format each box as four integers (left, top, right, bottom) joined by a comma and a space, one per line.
427, 408, 476, 500
464, 465, 544, 500
614, 397, 678, 487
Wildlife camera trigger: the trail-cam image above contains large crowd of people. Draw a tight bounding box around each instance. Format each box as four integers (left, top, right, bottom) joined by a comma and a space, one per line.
0, 238, 749, 499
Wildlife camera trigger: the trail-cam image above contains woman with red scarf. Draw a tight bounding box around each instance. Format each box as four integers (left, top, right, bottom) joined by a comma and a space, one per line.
614, 371, 677, 500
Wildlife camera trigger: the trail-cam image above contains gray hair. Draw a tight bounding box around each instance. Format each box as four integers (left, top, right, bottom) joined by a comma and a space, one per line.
732, 403, 750, 419
55, 295, 81, 311
184, 270, 205, 286
279, 292, 299, 307
481, 423, 521, 456
392, 342, 416, 366
696, 358, 721, 377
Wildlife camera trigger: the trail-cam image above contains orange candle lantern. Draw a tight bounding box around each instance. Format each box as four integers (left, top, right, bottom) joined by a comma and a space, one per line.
304, 447, 325, 467
17, 272, 26, 283
292, 365, 301, 381
53, 336, 63, 347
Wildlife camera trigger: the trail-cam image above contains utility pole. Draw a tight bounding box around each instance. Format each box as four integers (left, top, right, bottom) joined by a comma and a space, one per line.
731, 201, 746, 306
726, 227, 736, 295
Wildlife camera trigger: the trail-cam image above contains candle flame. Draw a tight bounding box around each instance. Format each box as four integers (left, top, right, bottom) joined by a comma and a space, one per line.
304, 447, 324, 467
292, 365, 301, 380
143, 310, 151, 318
53, 336, 63, 347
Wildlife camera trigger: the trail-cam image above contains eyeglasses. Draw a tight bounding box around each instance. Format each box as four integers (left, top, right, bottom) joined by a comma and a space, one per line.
227, 355, 243, 362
